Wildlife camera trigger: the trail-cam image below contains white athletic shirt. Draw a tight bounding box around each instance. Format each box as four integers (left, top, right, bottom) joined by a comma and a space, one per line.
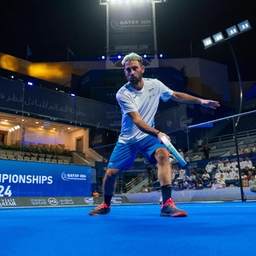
116, 78, 173, 144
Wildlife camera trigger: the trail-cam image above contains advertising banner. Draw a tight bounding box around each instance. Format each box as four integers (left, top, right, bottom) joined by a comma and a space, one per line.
0, 160, 91, 198
108, 2, 154, 53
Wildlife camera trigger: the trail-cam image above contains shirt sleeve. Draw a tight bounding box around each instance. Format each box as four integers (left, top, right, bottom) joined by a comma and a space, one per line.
116, 91, 137, 114
157, 80, 174, 102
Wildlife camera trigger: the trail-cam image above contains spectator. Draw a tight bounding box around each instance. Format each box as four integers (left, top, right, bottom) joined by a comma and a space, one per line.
178, 167, 186, 181
239, 158, 245, 170
225, 170, 233, 180
217, 160, 224, 171
190, 169, 198, 181
141, 185, 148, 193
232, 149, 237, 156
205, 161, 216, 174
148, 179, 154, 192
241, 172, 247, 180
219, 173, 226, 183
182, 177, 192, 190
178, 149, 184, 159
229, 167, 236, 179
202, 170, 210, 181
202, 144, 210, 159
92, 190, 99, 197
249, 175, 256, 186
214, 169, 221, 179
211, 179, 224, 189
172, 179, 180, 191
244, 144, 251, 154
243, 157, 252, 169
247, 170, 253, 181
230, 159, 238, 170
196, 178, 204, 190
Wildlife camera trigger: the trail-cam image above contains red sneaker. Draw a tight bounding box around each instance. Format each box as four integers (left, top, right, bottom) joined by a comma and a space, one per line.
88, 202, 111, 216
160, 198, 188, 217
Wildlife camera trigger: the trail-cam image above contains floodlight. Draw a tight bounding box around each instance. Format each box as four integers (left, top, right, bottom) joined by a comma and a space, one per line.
202, 37, 214, 49
237, 20, 251, 33
70, 93, 75, 97
159, 53, 163, 58
27, 82, 33, 86
212, 32, 225, 43
226, 25, 239, 38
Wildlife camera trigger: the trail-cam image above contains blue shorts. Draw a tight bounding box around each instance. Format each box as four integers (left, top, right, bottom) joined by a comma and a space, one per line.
107, 135, 168, 170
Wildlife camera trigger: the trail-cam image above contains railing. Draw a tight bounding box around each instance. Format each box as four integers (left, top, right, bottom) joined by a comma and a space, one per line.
72, 152, 92, 166
84, 148, 107, 162
209, 129, 256, 143
125, 170, 149, 193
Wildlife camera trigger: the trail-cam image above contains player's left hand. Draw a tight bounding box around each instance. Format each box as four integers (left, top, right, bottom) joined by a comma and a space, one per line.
200, 100, 220, 109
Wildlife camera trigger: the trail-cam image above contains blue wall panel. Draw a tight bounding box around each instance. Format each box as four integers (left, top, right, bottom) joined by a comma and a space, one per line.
0, 160, 91, 197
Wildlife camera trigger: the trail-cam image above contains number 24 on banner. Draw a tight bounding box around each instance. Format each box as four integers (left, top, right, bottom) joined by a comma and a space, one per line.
0, 186, 12, 197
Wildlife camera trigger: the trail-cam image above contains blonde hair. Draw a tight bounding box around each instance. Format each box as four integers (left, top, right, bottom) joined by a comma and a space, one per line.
121, 52, 142, 65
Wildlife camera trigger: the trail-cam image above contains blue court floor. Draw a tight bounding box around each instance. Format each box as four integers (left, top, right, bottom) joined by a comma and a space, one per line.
1, 202, 255, 256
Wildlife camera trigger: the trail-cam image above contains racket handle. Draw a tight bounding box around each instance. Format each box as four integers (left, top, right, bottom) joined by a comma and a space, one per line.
161, 136, 187, 167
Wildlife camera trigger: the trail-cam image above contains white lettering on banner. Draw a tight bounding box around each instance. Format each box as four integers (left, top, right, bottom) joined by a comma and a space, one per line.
0, 174, 53, 185
0, 92, 86, 117
134, 157, 145, 162
109, 121, 121, 128
111, 19, 151, 29
114, 45, 149, 50
200, 106, 215, 116
60, 199, 74, 205
111, 197, 123, 204
0, 185, 12, 197
178, 102, 195, 109
30, 199, 47, 205
106, 111, 121, 120
61, 172, 86, 181
0, 198, 17, 207
91, 134, 103, 145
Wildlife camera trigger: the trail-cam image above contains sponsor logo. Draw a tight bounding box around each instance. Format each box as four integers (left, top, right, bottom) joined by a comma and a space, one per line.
84, 197, 94, 205
30, 199, 47, 206
166, 120, 172, 128
111, 19, 151, 29
111, 197, 123, 204
48, 197, 58, 206
178, 102, 195, 109
0, 198, 17, 207
59, 199, 74, 205
61, 172, 86, 181
200, 106, 215, 116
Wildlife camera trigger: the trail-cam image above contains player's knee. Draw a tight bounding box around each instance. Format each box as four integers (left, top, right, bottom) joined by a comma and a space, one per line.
105, 168, 119, 178
155, 148, 169, 163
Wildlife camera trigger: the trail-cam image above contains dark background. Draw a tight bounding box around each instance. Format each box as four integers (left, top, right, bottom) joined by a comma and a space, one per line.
1, 0, 255, 81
